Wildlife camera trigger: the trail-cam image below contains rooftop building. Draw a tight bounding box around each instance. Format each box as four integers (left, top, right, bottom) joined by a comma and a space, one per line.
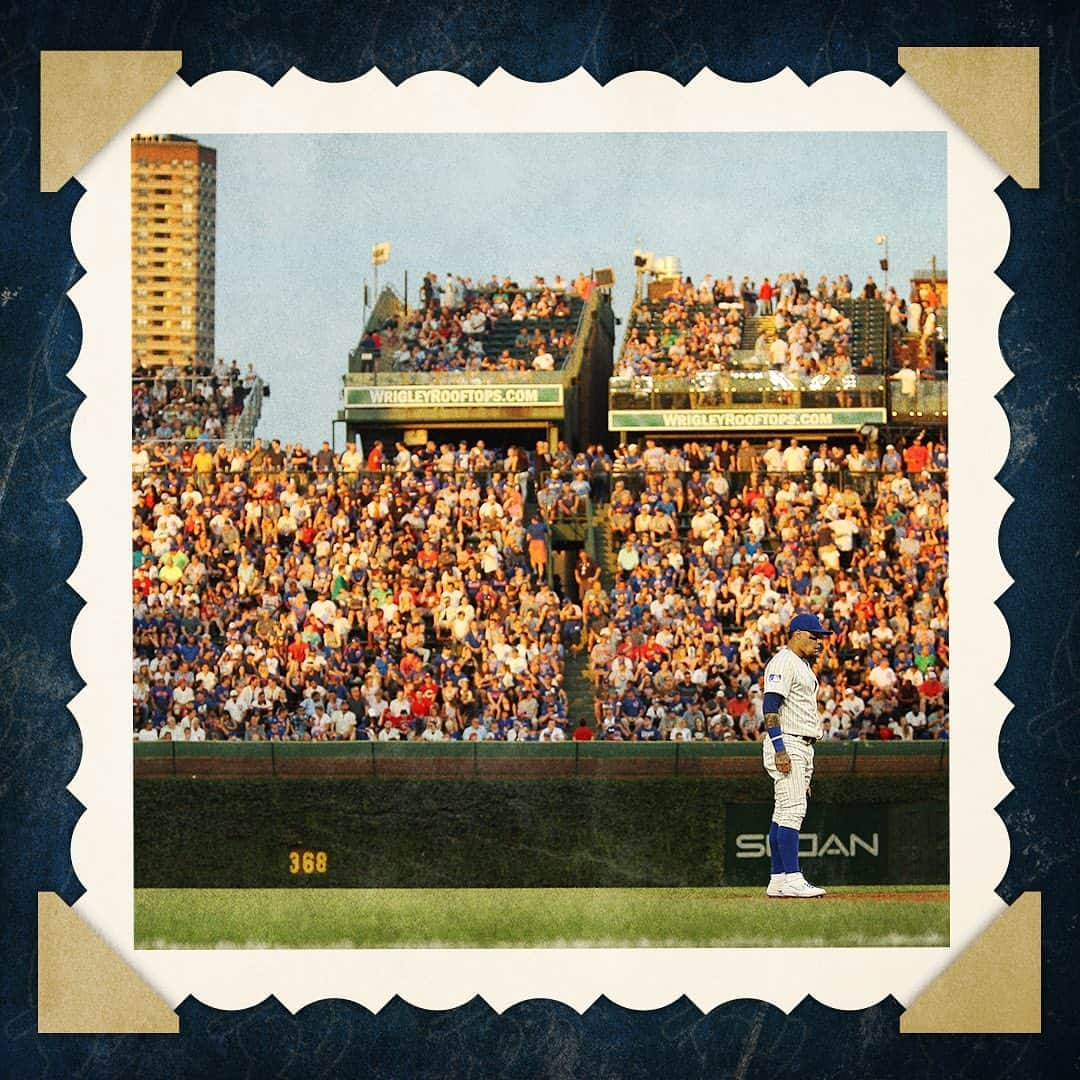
130, 134, 217, 368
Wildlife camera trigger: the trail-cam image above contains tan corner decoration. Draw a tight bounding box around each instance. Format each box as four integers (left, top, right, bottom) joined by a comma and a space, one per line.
898, 47, 1039, 189
40, 50, 182, 192
37, 893, 179, 1034
900, 892, 1041, 1034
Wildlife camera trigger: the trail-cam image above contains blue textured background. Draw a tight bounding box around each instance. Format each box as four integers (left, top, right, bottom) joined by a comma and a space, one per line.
1, 5, 1076, 1076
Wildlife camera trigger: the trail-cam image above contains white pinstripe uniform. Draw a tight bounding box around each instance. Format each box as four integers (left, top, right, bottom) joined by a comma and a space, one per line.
762, 645, 822, 830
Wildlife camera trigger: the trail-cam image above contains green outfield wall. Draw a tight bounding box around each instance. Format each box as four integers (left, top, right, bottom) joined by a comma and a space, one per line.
134, 739, 947, 778
134, 743, 947, 888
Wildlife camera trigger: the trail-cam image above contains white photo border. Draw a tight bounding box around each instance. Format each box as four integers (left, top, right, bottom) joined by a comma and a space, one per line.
66, 68, 1012, 1015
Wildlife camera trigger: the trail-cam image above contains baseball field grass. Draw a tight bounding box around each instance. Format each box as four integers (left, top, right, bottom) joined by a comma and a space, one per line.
135, 885, 948, 949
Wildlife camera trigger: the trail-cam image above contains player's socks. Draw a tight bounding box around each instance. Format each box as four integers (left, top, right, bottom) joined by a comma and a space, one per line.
776, 825, 801, 875
768, 822, 783, 874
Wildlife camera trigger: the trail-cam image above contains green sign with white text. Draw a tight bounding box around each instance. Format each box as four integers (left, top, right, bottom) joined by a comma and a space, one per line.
725, 803, 891, 885
608, 408, 886, 432
347, 385, 563, 409
724, 801, 947, 885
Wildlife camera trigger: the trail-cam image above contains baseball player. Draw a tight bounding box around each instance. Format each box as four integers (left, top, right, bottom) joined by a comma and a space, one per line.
761, 613, 832, 898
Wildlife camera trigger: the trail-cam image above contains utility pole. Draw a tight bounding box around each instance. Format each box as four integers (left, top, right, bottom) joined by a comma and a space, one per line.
876, 234, 889, 292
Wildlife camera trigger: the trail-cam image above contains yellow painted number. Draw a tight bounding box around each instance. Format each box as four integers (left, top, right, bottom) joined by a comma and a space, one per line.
289, 849, 328, 874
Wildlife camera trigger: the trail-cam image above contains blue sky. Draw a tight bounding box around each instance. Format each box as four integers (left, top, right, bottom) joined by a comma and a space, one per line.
193, 132, 946, 448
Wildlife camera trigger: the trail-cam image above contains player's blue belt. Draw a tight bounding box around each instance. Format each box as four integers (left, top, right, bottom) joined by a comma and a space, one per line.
785, 734, 817, 745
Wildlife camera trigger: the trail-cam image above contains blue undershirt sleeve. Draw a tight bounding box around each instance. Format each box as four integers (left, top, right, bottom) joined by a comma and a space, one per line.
762, 692, 784, 716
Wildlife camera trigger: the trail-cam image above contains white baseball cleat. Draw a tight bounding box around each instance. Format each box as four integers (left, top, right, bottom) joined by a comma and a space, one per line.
777, 875, 826, 898
766, 874, 787, 897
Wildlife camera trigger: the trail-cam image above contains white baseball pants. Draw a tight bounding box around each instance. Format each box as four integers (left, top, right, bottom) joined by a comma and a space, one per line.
763, 736, 814, 830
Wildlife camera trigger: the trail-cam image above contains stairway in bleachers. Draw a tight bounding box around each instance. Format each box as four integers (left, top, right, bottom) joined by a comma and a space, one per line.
740, 315, 776, 350
562, 649, 595, 728
593, 509, 617, 592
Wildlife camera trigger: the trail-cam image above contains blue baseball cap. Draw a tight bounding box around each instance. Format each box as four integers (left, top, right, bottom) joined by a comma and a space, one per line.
789, 613, 832, 637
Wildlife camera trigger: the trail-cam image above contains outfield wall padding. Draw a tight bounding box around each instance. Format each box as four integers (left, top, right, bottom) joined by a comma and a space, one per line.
134, 770, 947, 888
135, 739, 948, 779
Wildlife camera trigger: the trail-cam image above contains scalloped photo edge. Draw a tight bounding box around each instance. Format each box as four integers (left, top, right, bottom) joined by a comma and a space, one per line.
64, 67, 1010, 1015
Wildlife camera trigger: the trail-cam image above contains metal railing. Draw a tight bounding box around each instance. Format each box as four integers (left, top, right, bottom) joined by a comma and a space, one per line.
133, 372, 263, 446
132, 372, 240, 391
227, 376, 265, 449
345, 369, 566, 386
132, 463, 541, 499
609, 372, 886, 411
557, 288, 598, 385
888, 378, 948, 421
601, 467, 946, 507
131, 461, 946, 504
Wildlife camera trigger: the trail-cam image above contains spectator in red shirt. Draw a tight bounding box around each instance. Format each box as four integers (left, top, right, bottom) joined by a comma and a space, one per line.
757, 277, 773, 315
409, 673, 439, 719
365, 440, 385, 472
572, 719, 595, 741
287, 633, 308, 665
728, 691, 750, 723
904, 436, 930, 473
920, 668, 945, 705
752, 552, 777, 579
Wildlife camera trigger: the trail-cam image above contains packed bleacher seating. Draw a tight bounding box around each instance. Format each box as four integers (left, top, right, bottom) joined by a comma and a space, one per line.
619, 271, 902, 380
133, 429, 948, 746
586, 434, 948, 743
383, 272, 592, 373
132, 359, 258, 445
618, 280, 743, 377
132, 437, 576, 744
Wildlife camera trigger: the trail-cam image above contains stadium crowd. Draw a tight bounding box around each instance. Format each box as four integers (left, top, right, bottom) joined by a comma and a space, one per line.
585, 433, 948, 744
377, 272, 594, 373
133, 423, 949, 746
132, 359, 259, 444
616, 271, 903, 381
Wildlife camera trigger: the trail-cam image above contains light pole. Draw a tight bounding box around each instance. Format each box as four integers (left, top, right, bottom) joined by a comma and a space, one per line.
632, 241, 651, 305
875, 234, 889, 292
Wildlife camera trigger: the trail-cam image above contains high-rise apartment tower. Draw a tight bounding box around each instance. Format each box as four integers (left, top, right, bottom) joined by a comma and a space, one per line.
130, 135, 216, 368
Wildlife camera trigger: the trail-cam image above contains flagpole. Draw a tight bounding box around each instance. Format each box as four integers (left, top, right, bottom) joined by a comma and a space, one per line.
370, 243, 391, 323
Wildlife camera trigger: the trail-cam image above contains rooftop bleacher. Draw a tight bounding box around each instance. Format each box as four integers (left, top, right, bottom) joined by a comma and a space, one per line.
370, 276, 590, 375
608, 276, 931, 429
